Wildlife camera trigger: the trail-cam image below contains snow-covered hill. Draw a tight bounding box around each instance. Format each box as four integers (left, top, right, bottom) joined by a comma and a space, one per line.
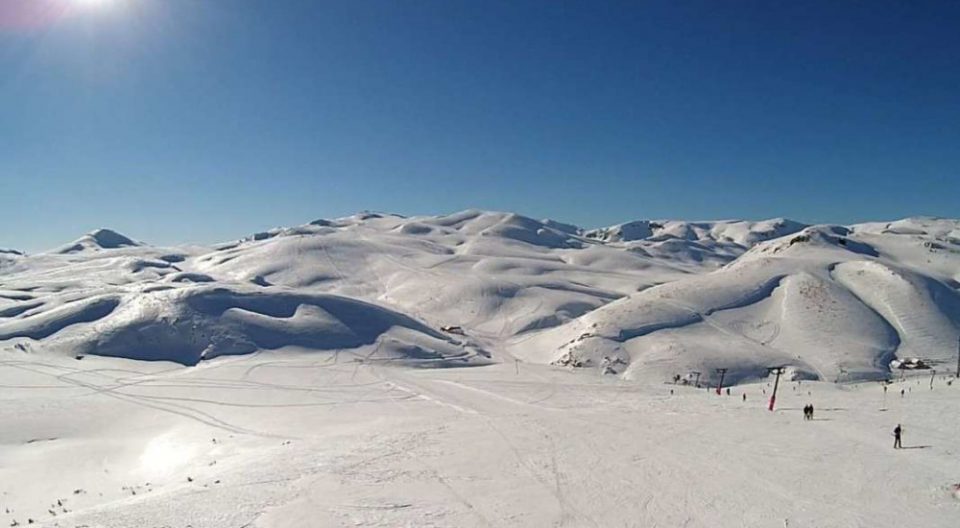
519, 219, 960, 384
53, 228, 144, 254
2, 213, 958, 385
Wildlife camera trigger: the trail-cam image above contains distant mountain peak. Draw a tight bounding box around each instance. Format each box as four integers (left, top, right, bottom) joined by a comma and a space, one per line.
53, 228, 143, 254
87, 229, 140, 248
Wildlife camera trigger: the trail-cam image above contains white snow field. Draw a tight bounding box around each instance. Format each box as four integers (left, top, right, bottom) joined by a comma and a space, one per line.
2, 211, 960, 527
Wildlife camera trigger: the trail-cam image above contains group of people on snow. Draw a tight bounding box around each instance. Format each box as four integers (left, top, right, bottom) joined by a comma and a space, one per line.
679, 375, 914, 451
798, 391, 905, 450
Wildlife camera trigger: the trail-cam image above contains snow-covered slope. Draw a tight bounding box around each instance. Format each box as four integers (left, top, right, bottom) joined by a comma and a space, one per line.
0, 248, 25, 274
2, 213, 958, 385
0, 284, 483, 366
5, 352, 960, 528
516, 219, 960, 384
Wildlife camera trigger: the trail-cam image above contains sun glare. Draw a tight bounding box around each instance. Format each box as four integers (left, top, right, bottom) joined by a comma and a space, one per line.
140, 434, 195, 478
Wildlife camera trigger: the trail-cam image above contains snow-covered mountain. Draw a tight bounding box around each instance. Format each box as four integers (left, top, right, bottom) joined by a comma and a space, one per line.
2, 211, 958, 385
520, 220, 960, 384
53, 228, 144, 254
583, 217, 806, 245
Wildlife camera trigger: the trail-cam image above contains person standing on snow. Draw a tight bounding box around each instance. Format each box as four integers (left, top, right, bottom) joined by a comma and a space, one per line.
893, 424, 903, 449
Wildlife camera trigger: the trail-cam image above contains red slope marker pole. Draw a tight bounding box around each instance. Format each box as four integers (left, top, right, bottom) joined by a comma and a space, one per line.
768, 367, 785, 412
716, 368, 728, 395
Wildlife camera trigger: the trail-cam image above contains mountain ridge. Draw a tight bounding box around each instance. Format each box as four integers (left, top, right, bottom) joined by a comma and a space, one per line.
2, 210, 957, 384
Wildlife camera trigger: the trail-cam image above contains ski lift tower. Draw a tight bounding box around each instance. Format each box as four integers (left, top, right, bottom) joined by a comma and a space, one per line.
767, 366, 787, 412
715, 368, 728, 395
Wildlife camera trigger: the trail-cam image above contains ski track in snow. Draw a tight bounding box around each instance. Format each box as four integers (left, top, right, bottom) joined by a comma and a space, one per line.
2, 355, 960, 527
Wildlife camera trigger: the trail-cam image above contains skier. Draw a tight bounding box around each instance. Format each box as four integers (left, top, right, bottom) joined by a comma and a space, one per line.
742, 393, 746, 402
893, 424, 902, 449
808, 404, 814, 420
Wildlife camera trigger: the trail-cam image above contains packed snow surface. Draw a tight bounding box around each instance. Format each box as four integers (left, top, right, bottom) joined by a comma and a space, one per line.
2, 356, 960, 527
2, 211, 960, 526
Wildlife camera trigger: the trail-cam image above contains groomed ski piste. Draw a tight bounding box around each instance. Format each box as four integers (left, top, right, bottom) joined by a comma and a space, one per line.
2, 210, 959, 527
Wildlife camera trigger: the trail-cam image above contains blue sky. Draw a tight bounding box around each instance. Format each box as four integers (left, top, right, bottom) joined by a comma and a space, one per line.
2, 0, 958, 252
